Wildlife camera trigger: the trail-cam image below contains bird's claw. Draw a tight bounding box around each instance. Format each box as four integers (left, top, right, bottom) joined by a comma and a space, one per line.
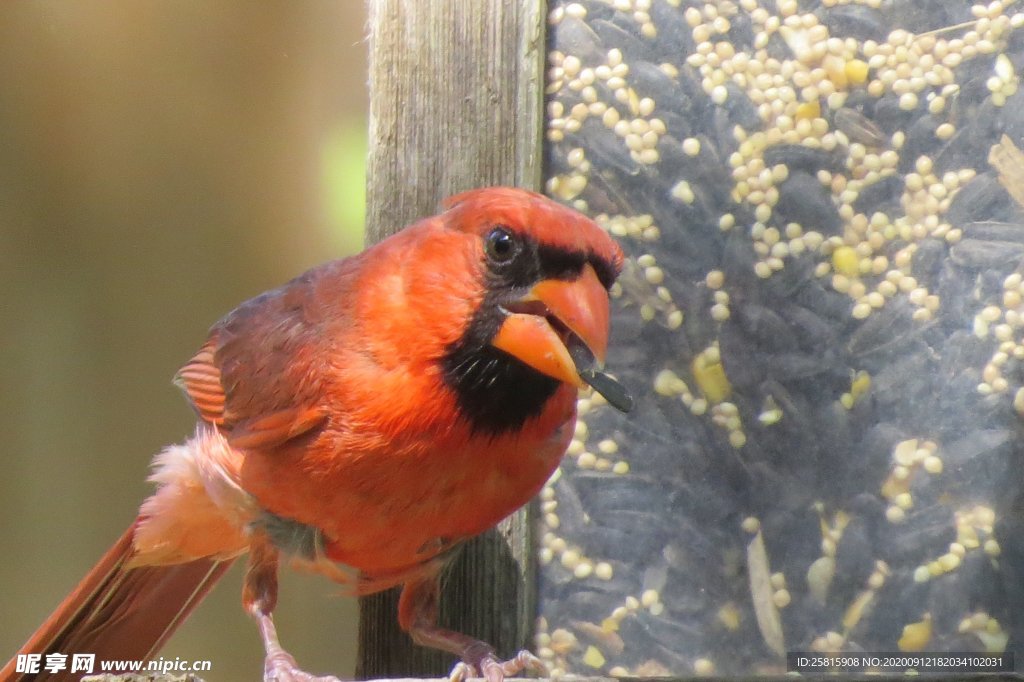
264, 649, 342, 682
448, 649, 547, 682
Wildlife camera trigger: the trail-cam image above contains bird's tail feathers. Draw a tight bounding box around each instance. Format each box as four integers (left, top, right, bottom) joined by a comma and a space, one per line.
2, 521, 234, 682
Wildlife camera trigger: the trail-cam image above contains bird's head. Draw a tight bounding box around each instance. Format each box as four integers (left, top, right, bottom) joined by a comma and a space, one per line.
431, 187, 631, 434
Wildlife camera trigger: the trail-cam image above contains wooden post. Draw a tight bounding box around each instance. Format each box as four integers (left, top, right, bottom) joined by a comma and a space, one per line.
363, 0, 545, 244
358, 1, 546, 678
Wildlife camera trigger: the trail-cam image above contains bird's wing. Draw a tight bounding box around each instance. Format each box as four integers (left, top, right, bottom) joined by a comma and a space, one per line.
174, 270, 339, 451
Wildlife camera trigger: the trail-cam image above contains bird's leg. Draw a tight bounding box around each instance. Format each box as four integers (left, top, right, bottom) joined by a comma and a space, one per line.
244, 534, 341, 682
398, 575, 546, 682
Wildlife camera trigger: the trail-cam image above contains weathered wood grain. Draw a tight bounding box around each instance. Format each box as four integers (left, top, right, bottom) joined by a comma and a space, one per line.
364, 0, 545, 241
358, 0, 547, 678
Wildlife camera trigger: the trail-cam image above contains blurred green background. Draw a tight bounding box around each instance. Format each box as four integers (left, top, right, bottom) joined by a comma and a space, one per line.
0, 2, 368, 679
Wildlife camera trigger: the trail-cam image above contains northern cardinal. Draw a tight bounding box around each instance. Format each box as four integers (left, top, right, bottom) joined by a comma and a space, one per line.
4, 187, 631, 682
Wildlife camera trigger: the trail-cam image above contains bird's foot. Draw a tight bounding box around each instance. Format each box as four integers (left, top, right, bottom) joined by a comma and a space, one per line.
248, 591, 340, 682
448, 647, 547, 682
263, 649, 341, 682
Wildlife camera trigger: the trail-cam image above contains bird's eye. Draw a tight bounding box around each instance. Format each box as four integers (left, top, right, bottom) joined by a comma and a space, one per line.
484, 227, 519, 265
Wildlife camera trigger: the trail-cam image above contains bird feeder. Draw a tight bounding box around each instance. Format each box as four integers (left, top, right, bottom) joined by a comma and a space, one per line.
362, 0, 1023, 678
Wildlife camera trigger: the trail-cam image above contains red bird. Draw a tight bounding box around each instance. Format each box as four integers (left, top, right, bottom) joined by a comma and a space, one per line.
4, 187, 630, 682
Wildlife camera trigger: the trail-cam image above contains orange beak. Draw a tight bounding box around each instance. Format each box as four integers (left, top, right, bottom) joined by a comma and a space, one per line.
490, 263, 610, 387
